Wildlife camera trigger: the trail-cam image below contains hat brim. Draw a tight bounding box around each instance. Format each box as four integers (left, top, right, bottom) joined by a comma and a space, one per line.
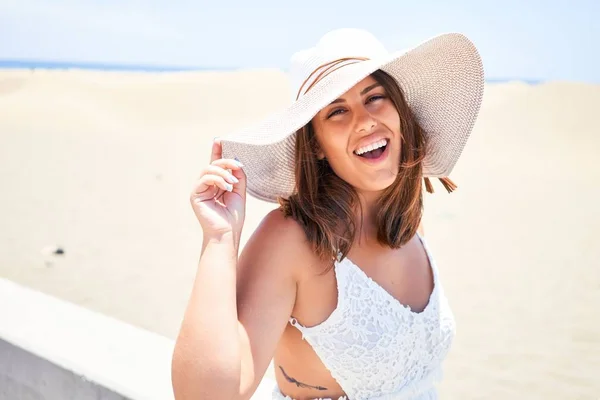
221, 33, 484, 203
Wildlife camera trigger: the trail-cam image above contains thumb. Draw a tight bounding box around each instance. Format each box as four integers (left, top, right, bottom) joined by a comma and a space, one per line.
210, 138, 222, 163
231, 157, 248, 198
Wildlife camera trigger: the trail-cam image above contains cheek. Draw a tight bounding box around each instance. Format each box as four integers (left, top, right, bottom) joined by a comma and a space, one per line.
381, 106, 401, 133
324, 147, 351, 171
316, 130, 349, 159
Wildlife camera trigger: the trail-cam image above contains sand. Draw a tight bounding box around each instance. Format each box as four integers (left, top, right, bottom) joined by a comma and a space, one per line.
0, 69, 599, 399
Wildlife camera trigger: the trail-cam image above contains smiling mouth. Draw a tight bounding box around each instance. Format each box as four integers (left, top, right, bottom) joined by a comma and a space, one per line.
354, 139, 389, 160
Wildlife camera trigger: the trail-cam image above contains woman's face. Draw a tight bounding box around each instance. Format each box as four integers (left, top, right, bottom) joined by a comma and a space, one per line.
312, 75, 402, 195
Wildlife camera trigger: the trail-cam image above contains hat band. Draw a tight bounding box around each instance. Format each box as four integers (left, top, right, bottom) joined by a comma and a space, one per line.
296, 57, 370, 100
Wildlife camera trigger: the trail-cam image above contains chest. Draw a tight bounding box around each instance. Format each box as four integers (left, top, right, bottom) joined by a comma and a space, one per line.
293, 238, 434, 328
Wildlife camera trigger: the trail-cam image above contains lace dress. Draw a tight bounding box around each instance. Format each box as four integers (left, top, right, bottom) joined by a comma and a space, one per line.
271, 234, 456, 400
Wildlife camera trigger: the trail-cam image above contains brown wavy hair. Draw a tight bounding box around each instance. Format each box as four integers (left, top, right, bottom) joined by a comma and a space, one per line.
279, 69, 428, 270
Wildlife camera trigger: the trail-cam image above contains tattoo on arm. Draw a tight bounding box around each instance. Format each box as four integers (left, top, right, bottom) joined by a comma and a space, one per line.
279, 366, 328, 391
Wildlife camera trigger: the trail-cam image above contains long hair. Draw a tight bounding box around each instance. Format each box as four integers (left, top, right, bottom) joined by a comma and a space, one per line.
279, 69, 428, 271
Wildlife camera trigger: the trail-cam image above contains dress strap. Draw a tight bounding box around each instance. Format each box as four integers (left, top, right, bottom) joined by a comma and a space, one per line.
289, 317, 308, 340
289, 317, 303, 330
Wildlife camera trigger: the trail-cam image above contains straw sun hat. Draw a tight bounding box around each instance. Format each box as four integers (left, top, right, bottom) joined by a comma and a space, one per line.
221, 28, 484, 203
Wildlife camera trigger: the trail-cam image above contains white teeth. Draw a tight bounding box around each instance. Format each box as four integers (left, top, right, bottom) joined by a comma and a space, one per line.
355, 139, 387, 155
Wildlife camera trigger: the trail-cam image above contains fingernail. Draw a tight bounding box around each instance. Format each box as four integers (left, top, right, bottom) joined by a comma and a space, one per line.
225, 183, 233, 192
228, 174, 239, 184
234, 157, 244, 167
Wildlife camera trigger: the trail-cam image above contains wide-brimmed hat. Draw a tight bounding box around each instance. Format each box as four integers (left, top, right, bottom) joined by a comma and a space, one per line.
221, 28, 484, 203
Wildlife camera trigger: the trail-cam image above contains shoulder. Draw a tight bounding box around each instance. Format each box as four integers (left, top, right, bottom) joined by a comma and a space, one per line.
249, 208, 307, 248
240, 208, 319, 280
254, 208, 305, 237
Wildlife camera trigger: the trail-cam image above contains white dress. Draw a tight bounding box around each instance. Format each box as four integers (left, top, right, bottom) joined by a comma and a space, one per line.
271, 234, 456, 400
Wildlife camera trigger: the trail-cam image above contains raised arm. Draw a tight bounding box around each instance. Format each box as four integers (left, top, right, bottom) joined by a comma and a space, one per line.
171, 140, 300, 399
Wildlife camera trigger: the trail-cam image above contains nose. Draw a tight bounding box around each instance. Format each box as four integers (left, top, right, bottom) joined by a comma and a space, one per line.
354, 107, 377, 133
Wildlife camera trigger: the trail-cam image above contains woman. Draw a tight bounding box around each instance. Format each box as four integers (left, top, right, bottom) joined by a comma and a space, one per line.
172, 28, 484, 400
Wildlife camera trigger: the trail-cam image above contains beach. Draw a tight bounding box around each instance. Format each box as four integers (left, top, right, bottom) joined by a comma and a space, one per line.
0, 68, 599, 399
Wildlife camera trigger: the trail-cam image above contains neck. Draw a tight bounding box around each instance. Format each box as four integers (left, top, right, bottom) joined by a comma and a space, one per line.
354, 190, 383, 245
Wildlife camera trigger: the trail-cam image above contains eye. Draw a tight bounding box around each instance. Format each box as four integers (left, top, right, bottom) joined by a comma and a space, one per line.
367, 94, 386, 103
326, 108, 346, 119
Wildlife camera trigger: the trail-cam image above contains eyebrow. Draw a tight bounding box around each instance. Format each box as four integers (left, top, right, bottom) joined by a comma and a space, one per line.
329, 83, 382, 105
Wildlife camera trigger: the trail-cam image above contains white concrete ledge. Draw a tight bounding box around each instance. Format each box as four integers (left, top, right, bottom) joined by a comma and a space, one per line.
0, 277, 175, 399
0, 337, 128, 399
0, 277, 276, 400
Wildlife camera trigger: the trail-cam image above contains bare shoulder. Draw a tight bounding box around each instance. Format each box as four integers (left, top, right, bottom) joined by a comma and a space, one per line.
253, 207, 306, 239
239, 208, 317, 282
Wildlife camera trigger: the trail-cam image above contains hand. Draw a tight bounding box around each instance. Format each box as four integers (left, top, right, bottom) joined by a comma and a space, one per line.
190, 139, 246, 241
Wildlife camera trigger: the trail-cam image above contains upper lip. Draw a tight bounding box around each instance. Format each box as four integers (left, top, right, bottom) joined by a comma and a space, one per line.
353, 134, 390, 153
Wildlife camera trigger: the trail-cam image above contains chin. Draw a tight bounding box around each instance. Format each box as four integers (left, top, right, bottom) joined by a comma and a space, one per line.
356, 174, 398, 194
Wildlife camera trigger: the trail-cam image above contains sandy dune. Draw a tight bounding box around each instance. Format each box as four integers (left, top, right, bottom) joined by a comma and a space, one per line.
0, 69, 599, 399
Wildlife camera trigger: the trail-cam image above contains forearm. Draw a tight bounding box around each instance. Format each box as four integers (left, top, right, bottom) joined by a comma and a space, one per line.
172, 232, 241, 399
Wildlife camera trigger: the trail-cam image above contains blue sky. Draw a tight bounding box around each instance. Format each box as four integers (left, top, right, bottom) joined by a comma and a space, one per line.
1, 0, 598, 82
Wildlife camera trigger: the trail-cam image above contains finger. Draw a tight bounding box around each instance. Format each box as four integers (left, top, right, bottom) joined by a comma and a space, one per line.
210, 158, 244, 171
193, 174, 232, 199
201, 165, 240, 185
210, 139, 222, 163
208, 158, 246, 197
191, 184, 218, 205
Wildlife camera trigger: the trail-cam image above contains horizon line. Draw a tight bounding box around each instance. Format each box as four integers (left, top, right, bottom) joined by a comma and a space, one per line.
0, 58, 556, 85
